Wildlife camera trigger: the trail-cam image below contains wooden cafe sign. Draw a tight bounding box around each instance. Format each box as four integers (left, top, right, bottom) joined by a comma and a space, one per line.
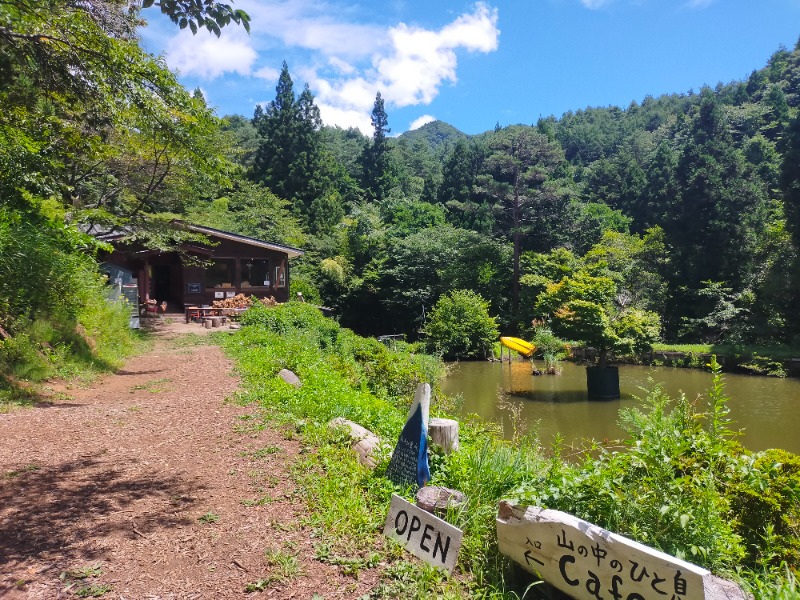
497, 502, 746, 600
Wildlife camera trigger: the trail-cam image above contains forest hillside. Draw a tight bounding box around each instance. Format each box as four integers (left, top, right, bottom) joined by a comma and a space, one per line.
2, 0, 800, 390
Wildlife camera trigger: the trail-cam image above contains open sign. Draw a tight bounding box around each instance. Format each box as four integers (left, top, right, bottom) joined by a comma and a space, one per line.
383, 494, 463, 574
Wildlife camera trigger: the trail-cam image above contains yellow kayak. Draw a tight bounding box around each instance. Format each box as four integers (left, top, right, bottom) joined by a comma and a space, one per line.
500, 336, 536, 358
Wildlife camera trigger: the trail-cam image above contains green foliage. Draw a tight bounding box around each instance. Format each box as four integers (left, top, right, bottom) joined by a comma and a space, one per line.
366, 225, 511, 335
475, 126, 572, 319
530, 321, 567, 373
536, 267, 661, 365
738, 354, 788, 377
241, 302, 338, 342
224, 304, 540, 596
186, 181, 306, 248
360, 92, 398, 202
1, 0, 236, 255
0, 211, 135, 387
509, 359, 799, 577
728, 448, 800, 567
239, 302, 441, 406
227, 303, 798, 596
142, 0, 251, 36
250, 64, 340, 218
424, 290, 499, 360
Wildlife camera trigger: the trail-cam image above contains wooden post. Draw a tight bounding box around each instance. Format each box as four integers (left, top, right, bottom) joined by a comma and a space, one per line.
429, 418, 459, 453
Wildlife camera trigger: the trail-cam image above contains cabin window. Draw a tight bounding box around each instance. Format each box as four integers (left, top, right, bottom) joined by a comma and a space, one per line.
241, 259, 270, 287
206, 258, 236, 288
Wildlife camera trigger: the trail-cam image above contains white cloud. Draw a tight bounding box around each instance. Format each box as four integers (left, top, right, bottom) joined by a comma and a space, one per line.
155, 1, 499, 132
684, 0, 714, 8
377, 3, 499, 107
328, 56, 356, 75
307, 3, 499, 131
317, 102, 373, 133
253, 65, 280, 81
580, 0, 613, 8
410, 115, 436, 130
167, 28, 257, 79
237, 0, 385, 57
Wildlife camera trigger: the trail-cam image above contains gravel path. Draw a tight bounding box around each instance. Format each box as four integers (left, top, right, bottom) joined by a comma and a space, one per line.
0, 321, 377, 599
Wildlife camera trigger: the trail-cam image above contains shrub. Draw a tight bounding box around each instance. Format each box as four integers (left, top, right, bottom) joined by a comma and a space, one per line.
507, 358, 800, 574
241, 301, 339, 346
0, 211, 135, 387
531, 320, 567, 374
536, 270, 660, 366
424, 290, 499, 360
239, 301, 442, 406
728, 448, 800, 568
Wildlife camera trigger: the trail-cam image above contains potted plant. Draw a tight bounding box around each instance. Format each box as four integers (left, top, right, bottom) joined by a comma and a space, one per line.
535, 272, 660, 399
530, 319, 567, 375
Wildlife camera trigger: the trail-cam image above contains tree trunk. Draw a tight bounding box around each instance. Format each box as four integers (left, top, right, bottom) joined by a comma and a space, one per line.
598, 348, 608, 368
429, 418, 459, 453
415, 486, 466, 517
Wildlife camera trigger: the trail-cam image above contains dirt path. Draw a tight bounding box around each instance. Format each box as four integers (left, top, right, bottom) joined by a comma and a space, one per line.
0, 321, 376, 599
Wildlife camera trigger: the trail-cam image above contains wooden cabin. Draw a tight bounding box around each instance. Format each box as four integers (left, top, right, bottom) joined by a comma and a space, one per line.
100, 221, 304, 310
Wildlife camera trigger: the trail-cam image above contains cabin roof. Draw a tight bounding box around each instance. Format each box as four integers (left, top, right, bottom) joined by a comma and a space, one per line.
95, 220, 304, 259
170, 220, 304, 258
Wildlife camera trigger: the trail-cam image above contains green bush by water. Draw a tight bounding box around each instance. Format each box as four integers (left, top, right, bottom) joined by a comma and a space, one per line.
225, 306, 799, 598
509, 358, 800, 590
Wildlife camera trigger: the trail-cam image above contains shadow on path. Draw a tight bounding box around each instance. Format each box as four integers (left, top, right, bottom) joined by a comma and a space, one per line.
0, 453, 200, 564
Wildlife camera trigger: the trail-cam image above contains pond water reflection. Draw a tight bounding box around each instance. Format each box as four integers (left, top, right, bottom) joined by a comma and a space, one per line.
440, 360, 800, 454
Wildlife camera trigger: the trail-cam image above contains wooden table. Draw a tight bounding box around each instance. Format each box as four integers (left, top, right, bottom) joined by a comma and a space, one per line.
185, 306, 249, 323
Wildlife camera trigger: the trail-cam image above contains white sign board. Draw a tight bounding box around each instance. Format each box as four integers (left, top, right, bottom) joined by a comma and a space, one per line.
497, 502, 746, 600
383, 494, 463, 574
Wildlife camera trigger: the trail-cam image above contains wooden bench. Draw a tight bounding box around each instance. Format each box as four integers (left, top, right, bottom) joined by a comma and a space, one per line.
186, 306, 249, 324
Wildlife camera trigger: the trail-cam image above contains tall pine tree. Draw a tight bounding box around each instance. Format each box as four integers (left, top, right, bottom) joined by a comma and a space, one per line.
251, 63, 327, 215
475, 126, 569, 324
360, 92, 397, 202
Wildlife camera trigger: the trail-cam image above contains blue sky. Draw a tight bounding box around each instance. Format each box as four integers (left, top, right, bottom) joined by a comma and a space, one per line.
139, 1, 800, 135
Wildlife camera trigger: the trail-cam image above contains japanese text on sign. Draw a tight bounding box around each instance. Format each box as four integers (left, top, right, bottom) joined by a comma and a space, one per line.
496, 505, 717, 600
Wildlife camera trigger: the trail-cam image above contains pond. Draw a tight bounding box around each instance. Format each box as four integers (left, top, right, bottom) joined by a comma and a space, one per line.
440, 359, 800, 455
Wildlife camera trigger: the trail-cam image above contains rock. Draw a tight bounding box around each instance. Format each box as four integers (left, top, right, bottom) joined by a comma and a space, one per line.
278, 368, 301, 388
415, 486, 466, 517
329, 417, 381, 468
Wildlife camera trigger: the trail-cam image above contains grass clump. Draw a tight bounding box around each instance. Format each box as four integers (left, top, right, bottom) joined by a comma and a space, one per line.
197, 512, 220, 524
60, 564, 110, 597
